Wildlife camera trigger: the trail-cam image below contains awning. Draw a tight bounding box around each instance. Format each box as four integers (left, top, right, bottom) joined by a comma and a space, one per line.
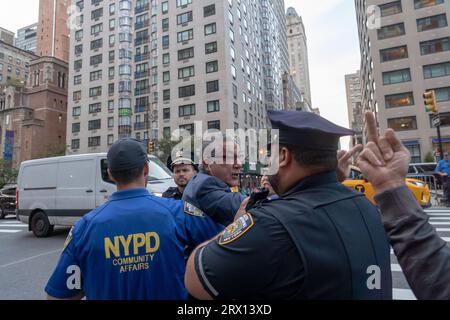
402, 140, 420, 146
433, 138, 450, 143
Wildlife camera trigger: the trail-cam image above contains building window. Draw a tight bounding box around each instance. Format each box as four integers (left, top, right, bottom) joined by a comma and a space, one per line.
206, 80, 219, 93
179, 85, 195, 98
73, 91, 82, 101
204, 23, 217, 36
91, 23, 103, 35
72, 123, 80, 133
204, 4, 215, 17
163, 71, 170, 82
179, 104, 196, 117
206, 61, 218, 74
415, 0, 444, 9
434, 87, 450, 102
388, 116, 417, 131
404, 142, 421, 164
382, 68, 411, 85
108, 100, 114, 111
163, 89, 170, 101
177, 11, 192, 25
208, 120, 221, 130
178, 47, 194, 60
90, 54, 103, 66
163, 127, 171, 139
162, 18, 169, 32
71, 139, 80, 150
423, 61, 450, 79
108, 135, 114, 145
430, 112, 450, 128
89, 103, 102, 113
73, 106, 81, 116
380, 45, 408, 62
233, 103, 238, 118
420, 37, 450, 55
88, 136, 101, 147
90, 70, 102, 81
205, 42, 217, 54
207, 100, 220, 113
89, 86, 102, 97
163, 108, 171, 120
385, 92, 415, 108
162, 1, 168, 14
177, 29, 194, 42
74, 75, 82, 85
88, 119, 101, 130
162, 53, 170, 65
417, 14, 448, 32
108, 117, 114, 128
162, 35, 169, 48
176, 0, 192, 7
178, 66, 195, 79
379, 1, 402, 17
179, 124, 194, 135
377, 23, 405, 40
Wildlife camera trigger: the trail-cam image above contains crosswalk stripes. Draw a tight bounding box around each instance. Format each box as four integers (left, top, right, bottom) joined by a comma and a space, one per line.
0, 219, 27, 234
391, 208, 450, 300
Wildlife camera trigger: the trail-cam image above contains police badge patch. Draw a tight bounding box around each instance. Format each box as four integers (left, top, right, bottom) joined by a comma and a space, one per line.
184, 202, 206, 218
219, 213, 254, 245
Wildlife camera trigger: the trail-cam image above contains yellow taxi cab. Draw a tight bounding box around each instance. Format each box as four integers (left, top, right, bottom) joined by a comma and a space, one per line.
343, 166, 431, 208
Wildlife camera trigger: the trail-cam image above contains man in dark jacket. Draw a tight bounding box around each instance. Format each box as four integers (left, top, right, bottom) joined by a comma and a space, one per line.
358, 112, 450, 300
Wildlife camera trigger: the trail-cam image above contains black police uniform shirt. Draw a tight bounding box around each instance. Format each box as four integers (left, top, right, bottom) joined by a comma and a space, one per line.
162, 187, 184, 200
194, 171, 393, 300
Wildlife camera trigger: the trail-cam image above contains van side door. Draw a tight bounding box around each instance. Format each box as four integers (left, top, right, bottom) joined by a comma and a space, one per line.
56, 159, 96, 226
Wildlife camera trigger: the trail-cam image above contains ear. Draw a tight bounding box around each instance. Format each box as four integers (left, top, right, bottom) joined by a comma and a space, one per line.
279, 147, 292, 169
107, 169, 117, 184
143, 162, 150, 177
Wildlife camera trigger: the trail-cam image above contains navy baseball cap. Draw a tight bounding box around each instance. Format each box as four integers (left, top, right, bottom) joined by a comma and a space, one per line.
267, 110, 354, 151
107, 138, 149, 171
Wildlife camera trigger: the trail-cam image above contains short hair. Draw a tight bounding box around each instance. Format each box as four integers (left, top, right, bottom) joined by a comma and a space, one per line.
110, 165, 145, 185
281, 144, 338, 171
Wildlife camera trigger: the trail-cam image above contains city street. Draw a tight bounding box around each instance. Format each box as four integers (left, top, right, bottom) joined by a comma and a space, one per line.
1, 207, 450, 300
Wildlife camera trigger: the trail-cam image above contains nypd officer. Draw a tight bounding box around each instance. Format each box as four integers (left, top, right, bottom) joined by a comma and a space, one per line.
45, 138, 223, 300
185, 111, 392, 300
163, 151, 199, 200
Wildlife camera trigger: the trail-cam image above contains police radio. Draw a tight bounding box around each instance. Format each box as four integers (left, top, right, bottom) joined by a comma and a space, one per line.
245, 188, 270, 211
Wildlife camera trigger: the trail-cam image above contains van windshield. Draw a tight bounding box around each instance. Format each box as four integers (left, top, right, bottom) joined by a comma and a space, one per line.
148, 157, 172, 181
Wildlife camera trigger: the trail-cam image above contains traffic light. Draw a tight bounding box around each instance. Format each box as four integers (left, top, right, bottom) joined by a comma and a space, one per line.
424, 90, 438, 114
147, 141, 155, 153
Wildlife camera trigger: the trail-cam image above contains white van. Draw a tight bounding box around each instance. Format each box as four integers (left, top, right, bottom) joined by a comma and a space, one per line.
16, 153, 175, 237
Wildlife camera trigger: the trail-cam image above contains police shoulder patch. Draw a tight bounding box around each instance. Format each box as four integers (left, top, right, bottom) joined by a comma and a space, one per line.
219, 213, 254, 245
63, 227, 74, 251
184, 202, 206, 218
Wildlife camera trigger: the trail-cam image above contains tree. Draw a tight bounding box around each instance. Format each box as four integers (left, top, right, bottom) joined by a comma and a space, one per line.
0, 159, 19, 188
425, 151, 435, 163
156, 136, 182, 164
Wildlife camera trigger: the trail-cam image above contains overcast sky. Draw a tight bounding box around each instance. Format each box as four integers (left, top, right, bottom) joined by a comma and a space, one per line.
0, 0, 361, 149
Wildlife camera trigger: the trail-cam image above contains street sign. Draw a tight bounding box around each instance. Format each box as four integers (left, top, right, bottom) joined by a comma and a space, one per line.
432, 115, 441, 128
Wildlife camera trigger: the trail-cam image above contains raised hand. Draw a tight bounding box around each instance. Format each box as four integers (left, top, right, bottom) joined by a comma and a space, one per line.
357, 112, 411, 195
337, 145, 363, 183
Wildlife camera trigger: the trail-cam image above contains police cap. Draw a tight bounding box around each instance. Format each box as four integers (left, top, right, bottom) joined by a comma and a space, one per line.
268, 110, 354, 151
107, 138, 149, 171
167, 150, 198, 172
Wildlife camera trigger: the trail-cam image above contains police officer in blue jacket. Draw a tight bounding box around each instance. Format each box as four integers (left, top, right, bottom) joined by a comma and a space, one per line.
183, 139, 245, 226
45, 138, 223, 300
185, 111, 392, 300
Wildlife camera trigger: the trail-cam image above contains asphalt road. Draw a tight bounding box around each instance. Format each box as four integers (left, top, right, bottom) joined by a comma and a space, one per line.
0, 215, 70, 300
1, 207, 450, 300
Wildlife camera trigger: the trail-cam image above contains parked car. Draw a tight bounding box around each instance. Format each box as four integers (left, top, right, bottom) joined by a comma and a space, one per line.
16, 153, 175, 237
343, 166, 431, 208
0, 184, 17, 219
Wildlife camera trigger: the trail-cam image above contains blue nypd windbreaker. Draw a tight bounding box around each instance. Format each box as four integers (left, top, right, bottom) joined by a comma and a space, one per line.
45, 188, 224, 300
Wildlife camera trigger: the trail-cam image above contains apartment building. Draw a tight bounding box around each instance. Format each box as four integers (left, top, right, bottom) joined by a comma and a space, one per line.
0, 40, 39, 86
286, 7, 312, 110
67, 0, 290, 155
15, 23, 38, 54
355, 0, 450, 163
345, 71, 364, 146
0, 28, 15, 46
